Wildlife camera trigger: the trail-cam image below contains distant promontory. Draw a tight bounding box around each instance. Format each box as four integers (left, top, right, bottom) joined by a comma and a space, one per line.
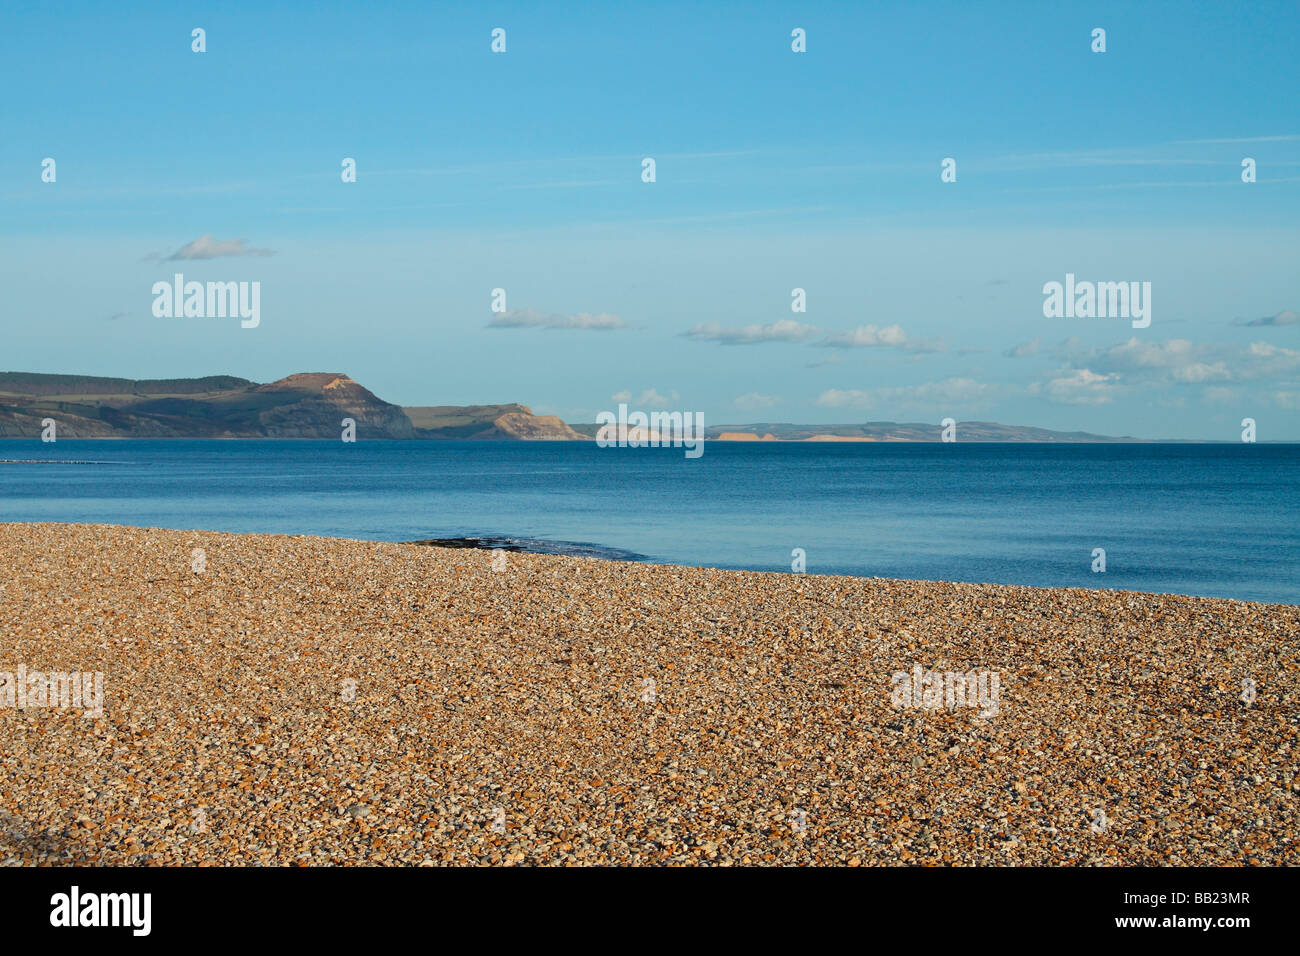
2, 371, 1149, 441
0, 371, 582, 440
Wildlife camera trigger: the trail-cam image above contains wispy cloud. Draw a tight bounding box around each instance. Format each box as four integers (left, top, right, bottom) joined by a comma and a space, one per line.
164, 235, 274, 260
1001, 177, 1300, 194
815, 378, 996, 410
1029, 369, 1121, 406
612, 388, 677, 405
1172, 134, 1300, 145
733, 392, 780, 411
817, 324, 944, 353
1004, 338, 1041, 358
987, 134, 1300, 171
489, 308, 632, 331
687, 319, 940, 352
1234, 309, 1300, 327
817, 324, 907, 348
367, 150, 760, 181
991, 151, 1227, 171
1056, 337, 1300, 384
502, 180, 619, 191
624, 205, 832, 227
683, 319, 819, 345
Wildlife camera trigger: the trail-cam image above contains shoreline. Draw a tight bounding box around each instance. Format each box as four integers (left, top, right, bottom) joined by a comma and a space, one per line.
3, 519, 1283, 608
0, 518, 1293, 608
0, 517, 1292, 608
2, 521, 1296, 865
406, 533, 1296, 608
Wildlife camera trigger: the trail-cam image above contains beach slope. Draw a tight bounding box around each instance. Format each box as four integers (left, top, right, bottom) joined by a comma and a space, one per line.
0, 523, 1295, 865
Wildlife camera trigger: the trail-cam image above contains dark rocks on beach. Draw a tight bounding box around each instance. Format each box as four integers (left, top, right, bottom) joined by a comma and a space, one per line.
409, 537, 526, 552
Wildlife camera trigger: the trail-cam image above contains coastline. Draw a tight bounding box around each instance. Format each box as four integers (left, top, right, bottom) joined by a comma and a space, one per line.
1, 521, 1296, 865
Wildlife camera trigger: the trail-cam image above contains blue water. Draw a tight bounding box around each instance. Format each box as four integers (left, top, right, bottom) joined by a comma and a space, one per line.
2, 440, 1297, 604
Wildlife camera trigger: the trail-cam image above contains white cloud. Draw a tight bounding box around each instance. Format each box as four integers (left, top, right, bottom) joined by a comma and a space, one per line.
685, 319, 940, 352
818, 324, 907, 348
1004, 338, 1041, 358
815, 378, 994, 410
166, 234, 274, 259
733, 392, 780, 411
611, 388, 669, 406
1036, 369, 1120, 405
683, 319, 820, 345
1245, 342, 1300, 377
1059, 337, 1300, 384
817, 324, 943, 353
814, 389, 870, 408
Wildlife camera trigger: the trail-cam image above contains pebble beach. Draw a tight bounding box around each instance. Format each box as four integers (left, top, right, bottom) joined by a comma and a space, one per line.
1, 522, 1296, 866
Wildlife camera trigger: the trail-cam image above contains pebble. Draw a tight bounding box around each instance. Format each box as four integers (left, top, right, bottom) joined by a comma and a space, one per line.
0, 522, 1295, 865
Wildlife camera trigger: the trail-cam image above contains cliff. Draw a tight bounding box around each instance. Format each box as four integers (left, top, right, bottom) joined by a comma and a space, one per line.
252, 374, 415, 439
0, 371, 583, 440
404, 404, 588, 441
0, 371, 414, 438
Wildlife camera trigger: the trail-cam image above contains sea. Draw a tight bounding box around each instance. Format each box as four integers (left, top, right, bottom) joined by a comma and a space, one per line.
1, 439, 1297, 605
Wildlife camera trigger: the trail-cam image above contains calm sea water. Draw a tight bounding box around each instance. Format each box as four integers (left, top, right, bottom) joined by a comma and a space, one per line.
1, 440, 1297, 604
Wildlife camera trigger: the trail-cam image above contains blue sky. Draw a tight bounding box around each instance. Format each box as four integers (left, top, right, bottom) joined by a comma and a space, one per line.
2, 0, 1298, 438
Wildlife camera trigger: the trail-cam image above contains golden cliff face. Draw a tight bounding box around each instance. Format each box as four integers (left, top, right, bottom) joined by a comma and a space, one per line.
404, 403, 589, 440
484, 411, 588, 441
